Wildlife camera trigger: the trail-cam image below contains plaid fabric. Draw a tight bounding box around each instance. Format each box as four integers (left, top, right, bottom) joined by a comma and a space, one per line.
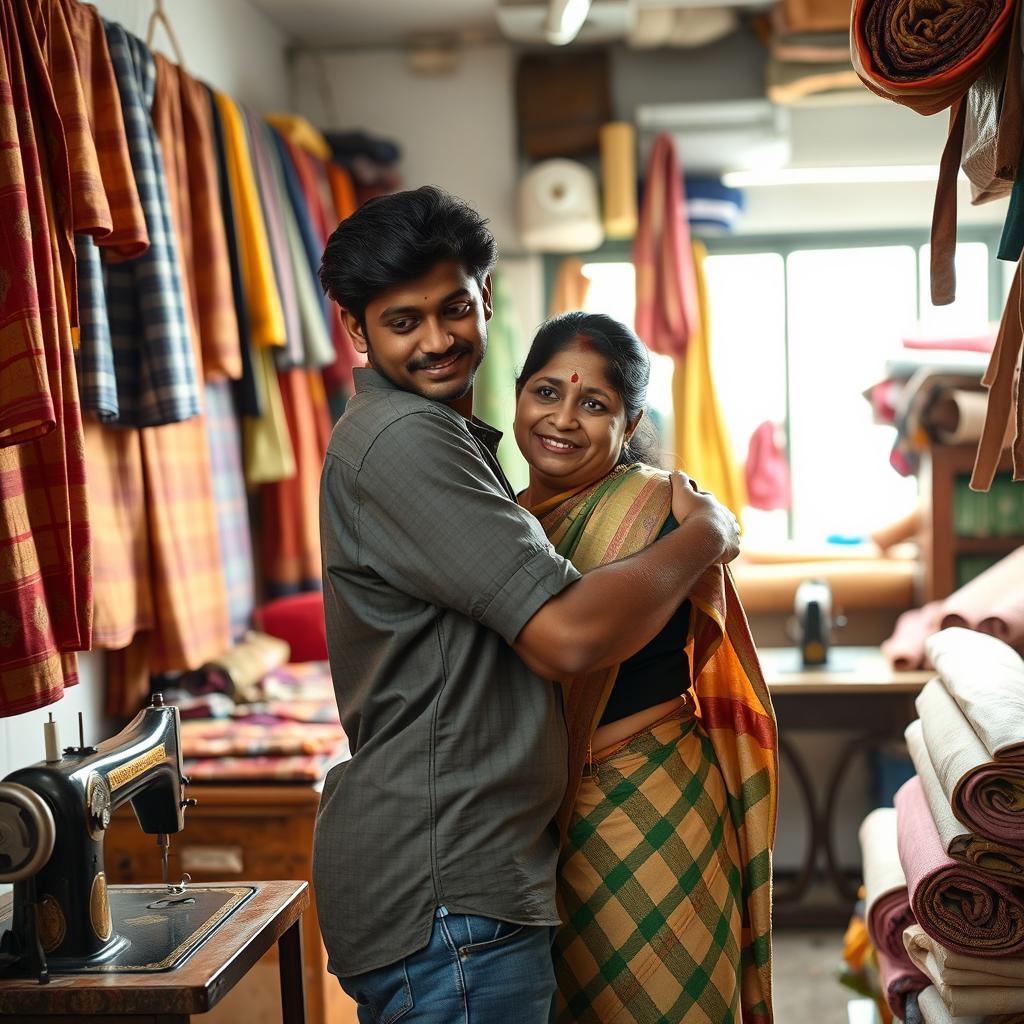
101, 21, 198, 426
58, 0, 146, 258
532, 464, 777, 1023
0, 1, 91, 715
554, 710, 743, 1024
83, 418, 152, 650
153, 55, 241, 382
141, 413, 231, 675
203, 380, 253, 639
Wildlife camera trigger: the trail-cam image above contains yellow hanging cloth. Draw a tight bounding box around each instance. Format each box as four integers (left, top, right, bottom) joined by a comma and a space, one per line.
265, 113, 332, 161
673, 241, 747, 521
213, 90, 286, 349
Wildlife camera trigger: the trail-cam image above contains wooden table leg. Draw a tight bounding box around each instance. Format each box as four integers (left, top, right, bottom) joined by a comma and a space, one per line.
278, 919, 306, 1024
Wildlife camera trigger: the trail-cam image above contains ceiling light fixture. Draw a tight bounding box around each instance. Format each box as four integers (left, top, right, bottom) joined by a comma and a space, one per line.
545, 0, 593, 44
721, 165, 959, 187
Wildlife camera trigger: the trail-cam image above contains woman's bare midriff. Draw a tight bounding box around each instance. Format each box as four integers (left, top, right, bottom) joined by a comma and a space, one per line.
590, 694, 689, 757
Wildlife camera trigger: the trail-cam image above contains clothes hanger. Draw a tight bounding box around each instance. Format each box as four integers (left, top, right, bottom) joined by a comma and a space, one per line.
146, 0, 186, 71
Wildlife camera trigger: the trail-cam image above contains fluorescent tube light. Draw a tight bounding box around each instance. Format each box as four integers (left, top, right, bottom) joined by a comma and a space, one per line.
721, 165, 952, 187
545, 0, 593, 43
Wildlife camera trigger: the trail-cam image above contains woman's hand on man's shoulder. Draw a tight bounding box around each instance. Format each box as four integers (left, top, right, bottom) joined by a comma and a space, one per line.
668, 471, 741, 564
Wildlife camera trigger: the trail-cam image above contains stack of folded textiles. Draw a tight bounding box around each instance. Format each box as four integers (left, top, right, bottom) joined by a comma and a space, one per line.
179, 660, 347, 782
857, 627, 1024, 1023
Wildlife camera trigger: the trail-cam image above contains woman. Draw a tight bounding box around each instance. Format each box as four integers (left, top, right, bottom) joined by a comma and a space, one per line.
513, 312, 778, 1024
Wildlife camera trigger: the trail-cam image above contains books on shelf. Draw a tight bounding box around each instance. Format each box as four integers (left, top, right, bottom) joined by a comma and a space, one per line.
952, 474, 1024, 538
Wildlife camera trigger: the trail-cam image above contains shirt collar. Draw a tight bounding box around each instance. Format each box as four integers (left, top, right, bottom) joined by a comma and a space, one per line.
352, 367, 503, 451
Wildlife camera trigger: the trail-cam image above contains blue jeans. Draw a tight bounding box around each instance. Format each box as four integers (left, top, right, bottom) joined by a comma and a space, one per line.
339, 906, 557, 1023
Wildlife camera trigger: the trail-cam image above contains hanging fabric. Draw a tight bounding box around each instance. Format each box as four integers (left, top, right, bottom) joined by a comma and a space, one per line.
548, 256, 591, 317
673, 241, 747, 519
0, 0, 92, 714
633, 133, 701, 359
206, 81, 260, 417
851, 0, 1016, 304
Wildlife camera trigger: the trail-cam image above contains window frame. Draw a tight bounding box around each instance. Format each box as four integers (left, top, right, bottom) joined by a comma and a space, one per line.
542, 225, 1006, 538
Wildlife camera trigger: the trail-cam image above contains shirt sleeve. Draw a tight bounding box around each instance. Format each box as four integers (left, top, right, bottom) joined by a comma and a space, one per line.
350, 408, 581, 644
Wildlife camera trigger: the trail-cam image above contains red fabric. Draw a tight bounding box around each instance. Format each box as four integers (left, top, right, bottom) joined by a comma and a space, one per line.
903, 333, 997, 354
633, 133, 700, 359
260, 370, 332, 594
252, 591, 327, 662
744, 421, 790, 511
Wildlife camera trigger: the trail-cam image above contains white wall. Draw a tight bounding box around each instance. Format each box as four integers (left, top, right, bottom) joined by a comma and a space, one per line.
292, 45, 521, 251
0, 1, 292, 792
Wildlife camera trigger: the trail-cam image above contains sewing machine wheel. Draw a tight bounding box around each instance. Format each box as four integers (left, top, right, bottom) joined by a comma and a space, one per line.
0, 782, 55, 883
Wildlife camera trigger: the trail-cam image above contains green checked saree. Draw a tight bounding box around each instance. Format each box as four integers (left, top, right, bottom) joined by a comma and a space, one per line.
529, 464, 778, 1024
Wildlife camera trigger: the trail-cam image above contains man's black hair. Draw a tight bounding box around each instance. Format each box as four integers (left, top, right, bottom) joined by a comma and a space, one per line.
319, 186, 498, 326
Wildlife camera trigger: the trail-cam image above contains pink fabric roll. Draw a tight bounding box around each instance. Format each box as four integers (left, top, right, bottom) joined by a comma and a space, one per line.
882, 601, 945, 670
877, 943, 929, 1019
868, 888, 918, 966
896, 776, 1024, 957
940, 547, 1024, 651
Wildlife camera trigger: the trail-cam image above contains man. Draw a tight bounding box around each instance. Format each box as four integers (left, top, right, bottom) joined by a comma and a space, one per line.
314, 186, 739, 1023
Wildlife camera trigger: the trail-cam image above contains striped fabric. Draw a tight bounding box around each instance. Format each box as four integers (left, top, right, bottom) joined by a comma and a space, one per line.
554, 709, 743, 1024
101, 21, 198, 426
0, 0, 91, 715
204, 380, 254, 639
531, 464, 777, 1024
243, 108, 302, 368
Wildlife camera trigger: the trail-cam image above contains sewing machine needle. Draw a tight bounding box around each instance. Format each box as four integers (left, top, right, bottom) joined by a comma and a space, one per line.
157, 833, 170, 887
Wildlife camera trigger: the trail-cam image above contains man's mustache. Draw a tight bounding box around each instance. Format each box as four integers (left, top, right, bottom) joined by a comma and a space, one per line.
407, 342, 473, 372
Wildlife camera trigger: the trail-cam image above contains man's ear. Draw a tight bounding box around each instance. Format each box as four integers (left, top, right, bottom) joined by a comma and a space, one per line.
340, 308, 369, 355
481, 273, 493, 322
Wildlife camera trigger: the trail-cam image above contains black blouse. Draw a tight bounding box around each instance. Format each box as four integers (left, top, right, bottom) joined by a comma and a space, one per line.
598, 515, 692, 727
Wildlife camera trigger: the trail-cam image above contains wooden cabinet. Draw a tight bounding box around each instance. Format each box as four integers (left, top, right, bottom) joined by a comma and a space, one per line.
922, 443, 1024, 600
106, 783, 357, 1024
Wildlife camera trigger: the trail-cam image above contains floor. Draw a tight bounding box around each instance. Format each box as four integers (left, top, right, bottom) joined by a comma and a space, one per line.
773, 928, 851, 1024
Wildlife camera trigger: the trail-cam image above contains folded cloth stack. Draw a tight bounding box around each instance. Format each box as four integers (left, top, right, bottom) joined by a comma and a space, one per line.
180, 660, 347, 783
918, 631, 1024, 846
907, 720, 1024, 885
896, 775, 1024, 958
916, 984, 1024, 1024
860, 807, 929, 1016
904, 924, 1024, 1018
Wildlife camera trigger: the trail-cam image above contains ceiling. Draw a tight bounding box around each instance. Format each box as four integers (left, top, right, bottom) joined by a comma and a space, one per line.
249, 0, 502, 48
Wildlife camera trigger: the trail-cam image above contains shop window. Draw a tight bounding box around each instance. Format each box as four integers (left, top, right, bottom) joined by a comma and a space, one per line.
576, 233, 1000, 545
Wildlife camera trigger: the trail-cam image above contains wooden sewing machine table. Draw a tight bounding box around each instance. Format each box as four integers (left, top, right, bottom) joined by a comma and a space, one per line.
0, 879, 308, 1023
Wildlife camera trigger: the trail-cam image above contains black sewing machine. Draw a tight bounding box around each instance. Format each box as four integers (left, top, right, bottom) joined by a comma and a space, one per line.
0, 694, 212, 981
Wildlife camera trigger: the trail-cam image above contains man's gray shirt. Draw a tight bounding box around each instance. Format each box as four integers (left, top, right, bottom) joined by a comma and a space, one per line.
313, 368, 581, 977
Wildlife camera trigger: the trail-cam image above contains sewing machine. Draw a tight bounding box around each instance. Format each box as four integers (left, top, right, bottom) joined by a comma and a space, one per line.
0, 694, 200, 981
791, 578, 846, 667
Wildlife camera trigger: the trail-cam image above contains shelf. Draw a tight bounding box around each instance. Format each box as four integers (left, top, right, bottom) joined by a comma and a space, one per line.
951, 536, 1024, 553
